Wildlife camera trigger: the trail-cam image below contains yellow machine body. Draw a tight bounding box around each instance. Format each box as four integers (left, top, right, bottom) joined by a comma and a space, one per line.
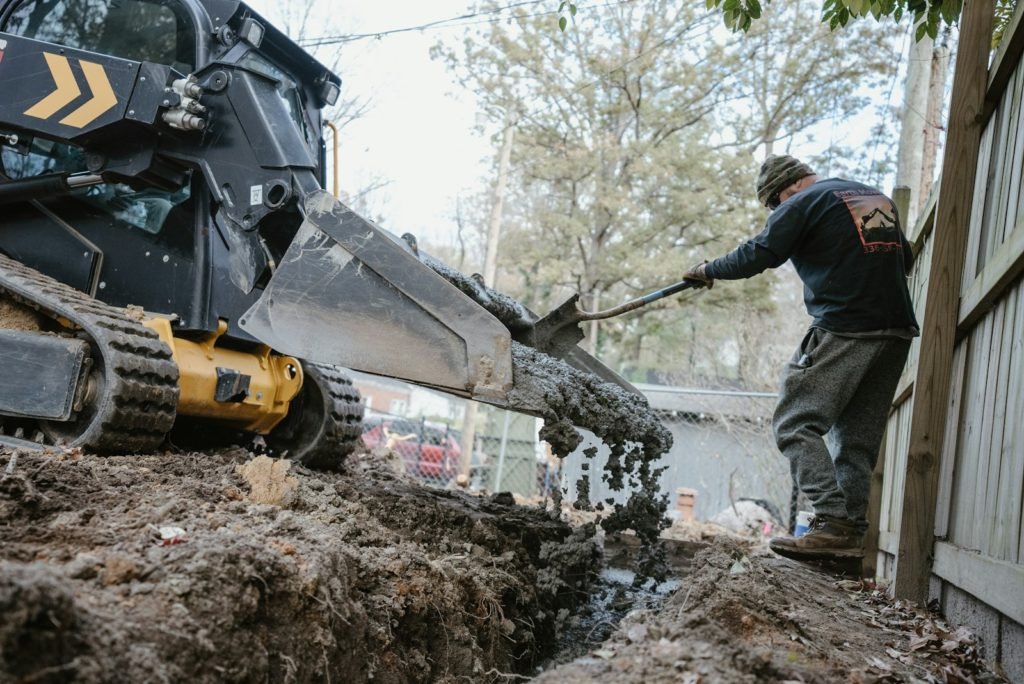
144, 318, 303, 434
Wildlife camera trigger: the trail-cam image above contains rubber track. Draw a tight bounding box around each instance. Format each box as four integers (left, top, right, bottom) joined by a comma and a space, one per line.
300, 363, 364, 468
0, 254, 179, 452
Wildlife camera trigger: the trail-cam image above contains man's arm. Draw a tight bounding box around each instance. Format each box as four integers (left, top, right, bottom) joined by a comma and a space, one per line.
695, 201, 806, 281
704, 242, 785, 280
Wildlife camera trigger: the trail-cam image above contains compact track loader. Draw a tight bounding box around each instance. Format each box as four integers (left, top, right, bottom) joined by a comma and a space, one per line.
0, 0, 634, 467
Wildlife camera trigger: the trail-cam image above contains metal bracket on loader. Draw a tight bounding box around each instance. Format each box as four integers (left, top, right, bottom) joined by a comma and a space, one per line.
0, 330, 89, 421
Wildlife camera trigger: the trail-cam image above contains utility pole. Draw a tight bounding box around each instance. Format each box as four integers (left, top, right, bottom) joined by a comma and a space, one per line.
457, 115, 516, 486
920, 32, 951, 216
895, 32, 951, 227
895, 35, 932, 227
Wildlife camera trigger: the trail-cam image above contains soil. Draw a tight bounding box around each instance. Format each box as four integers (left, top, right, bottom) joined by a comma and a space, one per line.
0, 447, 600, 683
536, 538, 1006, 684
0, 298, 41, 331
0, 446, 1008, 683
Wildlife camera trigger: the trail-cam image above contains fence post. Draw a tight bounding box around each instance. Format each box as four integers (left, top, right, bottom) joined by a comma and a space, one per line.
894, 0, 995, 604
492, 410, 513, 492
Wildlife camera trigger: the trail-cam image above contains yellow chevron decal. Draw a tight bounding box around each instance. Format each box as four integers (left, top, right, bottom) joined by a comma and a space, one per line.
60, 60, 117, 128
23, 53, 81, 120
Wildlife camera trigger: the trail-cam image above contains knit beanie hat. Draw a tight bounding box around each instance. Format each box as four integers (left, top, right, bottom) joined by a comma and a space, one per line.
756, 155, 815, 208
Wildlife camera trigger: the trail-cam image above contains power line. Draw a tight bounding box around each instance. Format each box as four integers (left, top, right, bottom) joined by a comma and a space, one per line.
299, 0, 550, 48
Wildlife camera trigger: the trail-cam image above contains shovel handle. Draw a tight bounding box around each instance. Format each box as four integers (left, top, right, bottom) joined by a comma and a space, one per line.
577, 279, 704, 321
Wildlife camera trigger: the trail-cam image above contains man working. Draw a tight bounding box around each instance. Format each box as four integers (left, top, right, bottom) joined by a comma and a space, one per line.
684, 154, 919, 560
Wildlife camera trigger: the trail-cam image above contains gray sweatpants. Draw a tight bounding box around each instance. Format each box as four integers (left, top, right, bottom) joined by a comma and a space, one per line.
773, 328, 911, 528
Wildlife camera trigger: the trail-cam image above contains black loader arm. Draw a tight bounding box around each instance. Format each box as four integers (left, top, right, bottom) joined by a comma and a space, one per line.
0, 32, 201, 195
0, 25, 334, 292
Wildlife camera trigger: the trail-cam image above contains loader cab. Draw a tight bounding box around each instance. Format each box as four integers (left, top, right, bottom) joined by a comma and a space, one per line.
1, 0, 198, 72
0, 0, 338, 334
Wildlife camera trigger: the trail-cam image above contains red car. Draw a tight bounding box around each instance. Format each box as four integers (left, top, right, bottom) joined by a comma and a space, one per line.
361, 417, 461, 482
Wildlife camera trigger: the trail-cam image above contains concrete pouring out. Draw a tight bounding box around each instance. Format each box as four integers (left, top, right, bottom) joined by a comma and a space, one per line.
510, 342, 674, 584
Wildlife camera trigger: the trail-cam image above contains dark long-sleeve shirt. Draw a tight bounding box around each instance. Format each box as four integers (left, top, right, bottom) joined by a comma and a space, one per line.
704, 178, 919, 335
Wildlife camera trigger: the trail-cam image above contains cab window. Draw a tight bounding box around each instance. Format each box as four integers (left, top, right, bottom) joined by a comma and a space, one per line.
3, 0, 196, 73
1, 0, 196, 240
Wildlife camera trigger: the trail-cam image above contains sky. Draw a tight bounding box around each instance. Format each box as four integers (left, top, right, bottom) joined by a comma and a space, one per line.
242, 1, 918, 251
248, 0, 499, 247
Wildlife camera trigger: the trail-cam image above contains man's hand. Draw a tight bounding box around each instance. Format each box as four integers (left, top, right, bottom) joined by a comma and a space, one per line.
684, 260, 714, 289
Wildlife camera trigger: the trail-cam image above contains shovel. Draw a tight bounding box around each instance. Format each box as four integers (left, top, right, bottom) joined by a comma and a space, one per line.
517, 278, 707, 357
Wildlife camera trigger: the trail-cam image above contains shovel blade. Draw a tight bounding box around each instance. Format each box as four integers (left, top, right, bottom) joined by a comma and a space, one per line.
514, 294, 585, 357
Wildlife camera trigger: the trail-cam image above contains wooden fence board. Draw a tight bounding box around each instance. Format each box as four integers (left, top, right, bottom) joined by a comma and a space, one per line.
933, 541, 1024, 626
994, 69, 1021, 247
935, 342, 968, 538
1002, 69, 1024, 242
880, 412, 896, 534
959, 218, 1024, 330
991, 284, 1022, 561
896, 403, 913, 535
982, 84, 1014, 270
964, 121, 995, 287
951, 320, 991, 550
977, 298, 1008, 556
883, 403, 912, 539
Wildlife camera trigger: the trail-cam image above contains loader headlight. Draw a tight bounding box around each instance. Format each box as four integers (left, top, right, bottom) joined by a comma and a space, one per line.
318, 80, 340, 108
238, 18, 265, 48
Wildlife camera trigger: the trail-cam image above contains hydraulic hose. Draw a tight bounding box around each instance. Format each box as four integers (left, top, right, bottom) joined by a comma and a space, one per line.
0, 172, 102, 206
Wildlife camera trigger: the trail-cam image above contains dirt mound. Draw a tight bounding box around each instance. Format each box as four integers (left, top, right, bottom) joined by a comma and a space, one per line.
0, 447, 599, 683
535, 538, 1005, 683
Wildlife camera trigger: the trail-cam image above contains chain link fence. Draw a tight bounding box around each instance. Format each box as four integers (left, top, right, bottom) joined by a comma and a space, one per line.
355, 376, 795, 525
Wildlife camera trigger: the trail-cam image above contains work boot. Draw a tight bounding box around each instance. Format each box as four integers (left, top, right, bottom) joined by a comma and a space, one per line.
769, 515, 864, 560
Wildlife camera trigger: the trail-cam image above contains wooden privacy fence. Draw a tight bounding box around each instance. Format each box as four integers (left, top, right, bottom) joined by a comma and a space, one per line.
874, 0, 1024, 624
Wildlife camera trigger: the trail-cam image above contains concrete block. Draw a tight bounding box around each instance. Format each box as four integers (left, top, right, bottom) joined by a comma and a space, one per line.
999, 617, 1024, 684
941, 584, 1000, 661
928, 574, 943, 606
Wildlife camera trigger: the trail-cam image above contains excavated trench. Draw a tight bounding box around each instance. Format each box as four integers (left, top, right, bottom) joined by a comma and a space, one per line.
3, 237, 684, 682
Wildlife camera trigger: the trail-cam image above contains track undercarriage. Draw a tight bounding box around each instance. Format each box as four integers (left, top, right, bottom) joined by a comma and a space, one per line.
0, 255, 363, 466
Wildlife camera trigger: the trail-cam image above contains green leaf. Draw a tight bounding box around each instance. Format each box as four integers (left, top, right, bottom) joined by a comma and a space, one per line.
940, 0, 961, 24
559, 15, 568, 31
558, 1, 567, 12
707, 0, 718, 9
570, 3, 578, 17
915, 21, 928, 41
893, 5, 903, 21
926, 19, 938, 39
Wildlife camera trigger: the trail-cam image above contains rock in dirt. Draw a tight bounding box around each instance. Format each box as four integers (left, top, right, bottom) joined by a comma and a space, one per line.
0, 448, 600, 683
236, 455, 300, 506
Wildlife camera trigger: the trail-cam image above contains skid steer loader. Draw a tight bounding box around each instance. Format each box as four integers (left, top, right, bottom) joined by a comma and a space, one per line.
0, 0, 635, 467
